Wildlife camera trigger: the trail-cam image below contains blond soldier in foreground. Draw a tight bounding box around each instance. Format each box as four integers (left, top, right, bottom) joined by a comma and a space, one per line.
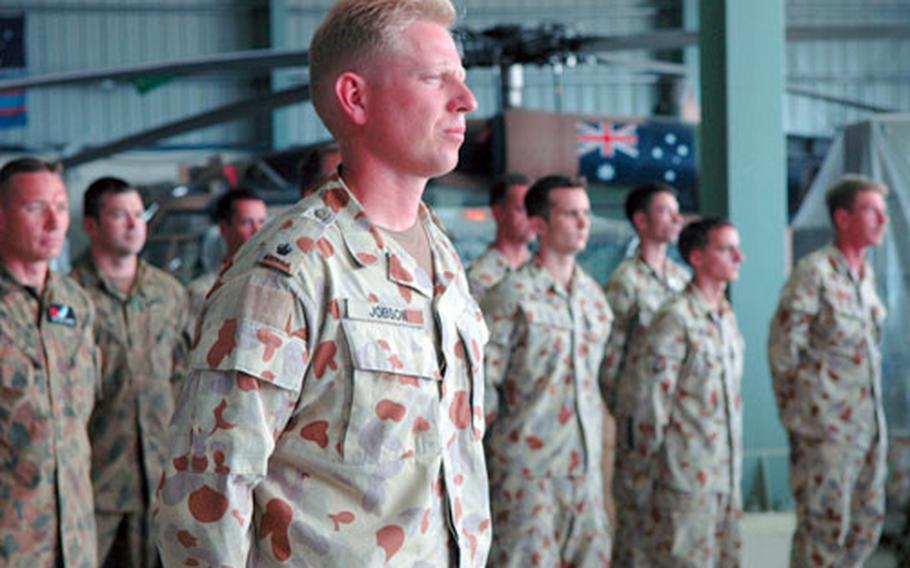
0, 158, 100, 567
769, 175, 889, 568
72, 176, 189, 567
154, 1, 492, 566
634, 218, 745, 567
601, 182, 686, 567
483, 175, 613, 566
466, 172, 533, 302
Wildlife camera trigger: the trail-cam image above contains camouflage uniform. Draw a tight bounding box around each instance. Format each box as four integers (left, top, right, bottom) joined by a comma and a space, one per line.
768, 244, 887, 567
601, 253, 687, 567
483, 257, 613, 567
0, 266, 100, 568
466, 246, 515, 303
633, 284, 744, 568
185, 270, 218, 344
72, 257, 189, 567
153, 178, 492, 567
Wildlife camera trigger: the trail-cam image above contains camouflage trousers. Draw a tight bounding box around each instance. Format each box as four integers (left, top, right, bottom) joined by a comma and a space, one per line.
96, 510, 159, 568
611, 442, 652, 568
646, 485, 742, 568
487, 469, 612, 567
788, 437, 886, 568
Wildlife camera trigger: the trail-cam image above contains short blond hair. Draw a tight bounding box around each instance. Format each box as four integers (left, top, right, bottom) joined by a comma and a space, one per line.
825, 174, 888, 224
309, 0, 456, 136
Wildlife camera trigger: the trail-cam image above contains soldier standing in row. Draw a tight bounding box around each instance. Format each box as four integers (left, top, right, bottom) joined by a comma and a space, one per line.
601, 182, 687, 567
185, 187, 267, 340
466, 172, 533, 303
0, 157, 100, 567
769, 175, 889, 567
634, 218, 745, 567
72, 177, 189, 567
483, 175, 613, 566
154, 0, 493, 565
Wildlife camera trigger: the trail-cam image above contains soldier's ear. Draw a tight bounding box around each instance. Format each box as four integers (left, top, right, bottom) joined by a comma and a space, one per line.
83, 216, 99, 240
832, 207, 851, 234
631, 209, 648, 234
529, 215, 547, 238
335, 71, 369, 126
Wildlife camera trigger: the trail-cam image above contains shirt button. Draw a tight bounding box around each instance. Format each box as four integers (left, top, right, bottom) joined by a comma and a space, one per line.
315, 208, 331, 221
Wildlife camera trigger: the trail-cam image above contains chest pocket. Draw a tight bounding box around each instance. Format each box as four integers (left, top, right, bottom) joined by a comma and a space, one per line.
341, 314, 441, 465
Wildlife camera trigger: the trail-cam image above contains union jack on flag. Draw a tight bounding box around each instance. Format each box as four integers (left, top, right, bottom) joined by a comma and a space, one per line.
576, 121, 639, 159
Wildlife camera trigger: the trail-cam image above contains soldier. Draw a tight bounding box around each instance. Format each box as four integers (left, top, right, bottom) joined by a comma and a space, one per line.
768, 175, 889, 567
466, 172, 533, 302
483, 175, 613, 566
71, 176, 189, 567
0, 157, 100, 567
602, 182, 687, 567
185, 187, 267, 337
634, 218, 745, 568
154, 0, 491, 566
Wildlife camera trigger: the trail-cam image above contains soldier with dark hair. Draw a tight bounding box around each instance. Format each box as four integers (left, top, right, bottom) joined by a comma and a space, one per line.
483, 175, 613, 566
0, 157, 100, 567
634, 217, 745, 567
602, 182, 687, 567
72, 175, 189, 567
466, 172, 534, 302
184, 187, 267, 339
769, 175, 889, 567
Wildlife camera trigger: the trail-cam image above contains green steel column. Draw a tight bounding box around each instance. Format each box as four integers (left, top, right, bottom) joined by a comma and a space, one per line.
699, 0, 791, 509
270, 0, 292, 149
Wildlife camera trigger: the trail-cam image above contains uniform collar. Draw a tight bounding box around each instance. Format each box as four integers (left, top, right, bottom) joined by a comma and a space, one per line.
823, 243, 869, 282
73, 254, 149, 301
685, 281, 733, 323
526, 254, 579, 299
315, 176, 442, 300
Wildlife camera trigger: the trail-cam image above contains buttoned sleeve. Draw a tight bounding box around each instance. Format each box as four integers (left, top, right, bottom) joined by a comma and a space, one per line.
480, 283, 520, 426
154, 267, 311, 567
632, 305, 688, 469
600, 275, 636, 412
767, 261, 819, 431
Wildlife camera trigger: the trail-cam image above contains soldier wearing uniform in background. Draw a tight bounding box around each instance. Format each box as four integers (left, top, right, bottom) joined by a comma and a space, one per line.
185, 187, 267, 340
466, 172, 533, 302
602, 182, 686, 567
634, 218, 745, 568
768, 175, 889, 567
0, 158, 100, 567
71, 177, 189, 567
483, 175, 613, 566
154, 0, 492, 566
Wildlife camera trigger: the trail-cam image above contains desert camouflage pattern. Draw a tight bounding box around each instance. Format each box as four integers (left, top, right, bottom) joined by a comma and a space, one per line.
185, 269, 218, 343
483, 257, 613, 566
602, 253, 687, 568
0, 266, 100, 568
466, 246, 514, 303
633, 284, 744, 567
768, 244, 887, 567
72, 257, 189, 565
153, 177, 492, 567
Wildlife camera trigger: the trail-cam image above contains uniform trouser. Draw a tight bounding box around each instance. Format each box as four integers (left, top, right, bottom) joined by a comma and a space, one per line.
487, 469, 612, 567
611, 445, 652, 568
788, 437, 886, 568
646, 485, 742, 568
96, 510, 159, 568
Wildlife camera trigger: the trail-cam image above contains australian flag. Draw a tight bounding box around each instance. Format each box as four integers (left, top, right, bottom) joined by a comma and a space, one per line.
576, 119, 698, 209
0, 14, 26, 129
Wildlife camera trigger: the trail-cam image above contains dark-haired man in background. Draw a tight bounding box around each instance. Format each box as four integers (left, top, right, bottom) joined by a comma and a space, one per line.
633, 217, 745, 567
601, 182, 687, 567
72, 176, 188, 567
466, 172, 533, 303
184, 187, 267, 339
483, 175, 613, 566
0, 157, 100, 567
769, 175, 889, 567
